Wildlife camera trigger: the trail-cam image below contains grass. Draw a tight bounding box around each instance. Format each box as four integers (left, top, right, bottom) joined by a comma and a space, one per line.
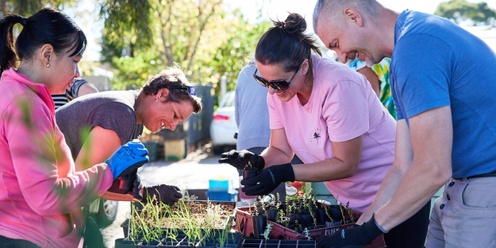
128, 195, 236, 246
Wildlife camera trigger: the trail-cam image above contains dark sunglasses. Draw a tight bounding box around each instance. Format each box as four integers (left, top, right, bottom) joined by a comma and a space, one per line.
169, 86, 197, 96
253, 65, 300, 91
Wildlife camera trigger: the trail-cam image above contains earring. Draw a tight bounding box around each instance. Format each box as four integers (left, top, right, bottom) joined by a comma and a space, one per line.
46, 64, 50, 68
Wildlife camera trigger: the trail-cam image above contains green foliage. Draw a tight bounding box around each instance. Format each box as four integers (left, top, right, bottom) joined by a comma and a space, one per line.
99, 0, 270, 107
208, 10, 272, 97
98, 0, 153, 53
0, 0, 75, 16
4, 0, 272, 107
435, 0, 496, 25
109, 50, 163, 90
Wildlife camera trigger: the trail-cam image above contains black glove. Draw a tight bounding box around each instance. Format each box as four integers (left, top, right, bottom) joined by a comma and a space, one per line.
128, 170, 143, 200
218, 149, 265, 170
142, 184, 183, 205
241, 163, 294, 196
107, 169, 143, 200
316, 214, 384, 248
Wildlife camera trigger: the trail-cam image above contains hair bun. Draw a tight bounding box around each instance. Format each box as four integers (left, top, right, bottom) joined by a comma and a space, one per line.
20, 17, 27, 26
273, 13, 306, 34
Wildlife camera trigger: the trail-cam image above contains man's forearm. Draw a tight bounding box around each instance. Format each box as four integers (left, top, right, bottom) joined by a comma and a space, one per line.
375, 162, 447, 231
357, 164, 405, 224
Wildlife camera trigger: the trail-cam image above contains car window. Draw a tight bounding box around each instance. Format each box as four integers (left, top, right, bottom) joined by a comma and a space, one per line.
220, 91, 235, 108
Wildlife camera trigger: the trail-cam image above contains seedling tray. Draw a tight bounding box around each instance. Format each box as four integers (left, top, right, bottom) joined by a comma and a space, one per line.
126, 200, 237, 244
234, 207, 258, 238
234, 207, 386, 248
239, 239, 316, 248
115, 232, 241, 248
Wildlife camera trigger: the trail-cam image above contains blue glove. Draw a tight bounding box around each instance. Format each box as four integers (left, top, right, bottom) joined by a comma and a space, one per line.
316, 214, 385, 248
105, 140, 149, 180
241, 163, 294, 196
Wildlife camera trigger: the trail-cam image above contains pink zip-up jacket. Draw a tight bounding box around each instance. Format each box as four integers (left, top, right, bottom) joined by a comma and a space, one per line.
0, 68, 113, 247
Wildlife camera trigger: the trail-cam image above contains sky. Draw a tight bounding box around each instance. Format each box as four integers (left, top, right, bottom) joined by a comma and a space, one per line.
224, 0, 496, 29
73, 0, 496, 62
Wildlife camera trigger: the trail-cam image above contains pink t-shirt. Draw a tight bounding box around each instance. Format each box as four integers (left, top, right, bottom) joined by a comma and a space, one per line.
268, 56, 396, 212
0, 68, 113, 247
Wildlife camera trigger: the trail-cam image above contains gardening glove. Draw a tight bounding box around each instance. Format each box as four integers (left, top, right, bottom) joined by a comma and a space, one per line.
142, 184, 183, 205
241, 163, 294, 196
218, 149, 265, 170
316, 214, 385, 248
128, 170, 143, 200
105, 139, 149, 180
107, 169, 140, 196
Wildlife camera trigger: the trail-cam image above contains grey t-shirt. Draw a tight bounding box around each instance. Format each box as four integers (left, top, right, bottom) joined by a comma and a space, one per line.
234, 62, 271, 150
56, 90, 144, 159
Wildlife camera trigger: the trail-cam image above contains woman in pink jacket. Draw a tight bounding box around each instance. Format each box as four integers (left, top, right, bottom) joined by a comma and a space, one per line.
0, 8, 148, 247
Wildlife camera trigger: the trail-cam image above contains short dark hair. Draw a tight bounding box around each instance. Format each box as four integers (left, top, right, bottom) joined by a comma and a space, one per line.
0, 7, 87, 74
141, 67, 203, 113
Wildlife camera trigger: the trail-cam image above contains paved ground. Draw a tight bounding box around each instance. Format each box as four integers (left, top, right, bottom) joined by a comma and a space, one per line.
101, 148, 239, 247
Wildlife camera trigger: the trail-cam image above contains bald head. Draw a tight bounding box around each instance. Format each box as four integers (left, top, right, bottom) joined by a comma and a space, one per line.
313, 0, 395, 64
313, 0, 381, 32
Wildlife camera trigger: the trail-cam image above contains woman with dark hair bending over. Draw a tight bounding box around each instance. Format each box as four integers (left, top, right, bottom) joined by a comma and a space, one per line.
56, 66, 203, 205
219, 13, 430, 247
0, 8, 148, 247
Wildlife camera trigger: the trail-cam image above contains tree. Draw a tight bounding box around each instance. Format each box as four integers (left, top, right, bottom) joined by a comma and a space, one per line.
208, 8, 272, 93
98, 0, 153, 56
3, 0, 271, 105
435, 0, 496, 26
100, 0, 269, 97
0, 0, 75, 17
100, 0, 229, 89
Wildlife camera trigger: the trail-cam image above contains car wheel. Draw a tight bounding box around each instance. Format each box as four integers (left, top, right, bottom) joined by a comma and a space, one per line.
94, 199, 118, 228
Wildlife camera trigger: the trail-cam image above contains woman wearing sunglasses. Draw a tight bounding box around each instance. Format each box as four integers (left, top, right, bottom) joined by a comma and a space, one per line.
219, 13, 430, 247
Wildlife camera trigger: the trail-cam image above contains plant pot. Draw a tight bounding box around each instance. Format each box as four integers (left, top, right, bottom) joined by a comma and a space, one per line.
115, 238, 137, 248
289, 212, 299, 225
253, 215, 267, 239
266, 209, 278, 221
326, 205, 343, 223
298, 212, 313, 227
316, 207, 326, 224
234, 199, 386, 247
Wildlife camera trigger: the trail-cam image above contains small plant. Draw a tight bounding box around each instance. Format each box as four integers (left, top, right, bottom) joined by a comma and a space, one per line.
307, 203, 317, 227
303, 227, 311, 240
277, 209, 290, 227
346, 202, 355, 223
336, 201, 354, 224
324, 203, 335, 223
263, 223, 273, 240
128, 197, 235, 246
339, 202, 347, 224
242, 190, 359, 242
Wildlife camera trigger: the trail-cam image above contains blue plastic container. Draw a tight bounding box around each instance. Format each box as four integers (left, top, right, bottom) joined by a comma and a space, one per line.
207, 179, 237, 202
206, 191, 237, 202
